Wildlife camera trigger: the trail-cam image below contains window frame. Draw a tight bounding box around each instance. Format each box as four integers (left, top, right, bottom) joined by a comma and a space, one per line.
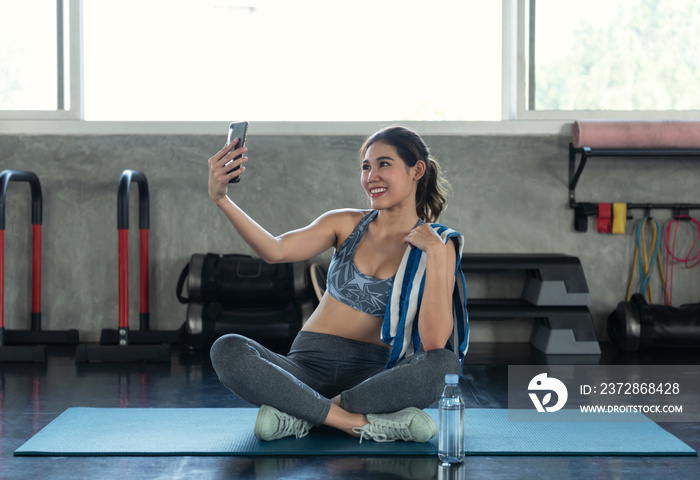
1, 0, 697, 136
0, 0, 83, 121
516, 0, 700, 121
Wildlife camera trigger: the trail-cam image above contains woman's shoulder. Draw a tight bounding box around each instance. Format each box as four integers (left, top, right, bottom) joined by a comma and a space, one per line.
318, 208, 370, 225
316, 209, 371, 245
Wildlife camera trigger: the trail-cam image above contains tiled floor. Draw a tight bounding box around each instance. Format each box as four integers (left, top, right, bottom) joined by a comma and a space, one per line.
1, 343, 698, 479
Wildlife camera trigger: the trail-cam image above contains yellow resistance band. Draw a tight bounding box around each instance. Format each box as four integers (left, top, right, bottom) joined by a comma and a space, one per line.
626, 218, 667, 303
612, 203, 627, 235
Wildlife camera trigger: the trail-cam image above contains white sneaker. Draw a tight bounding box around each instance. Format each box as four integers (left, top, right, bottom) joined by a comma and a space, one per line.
352, 407, 437, 443
254, 405, 312, 441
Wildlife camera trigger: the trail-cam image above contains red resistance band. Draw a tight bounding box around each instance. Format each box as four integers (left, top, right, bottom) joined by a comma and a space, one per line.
663, 216, 700, 305
597, 203, 612, 233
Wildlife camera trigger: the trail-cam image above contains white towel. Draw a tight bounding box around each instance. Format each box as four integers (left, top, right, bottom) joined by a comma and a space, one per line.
381, 224, 469, 370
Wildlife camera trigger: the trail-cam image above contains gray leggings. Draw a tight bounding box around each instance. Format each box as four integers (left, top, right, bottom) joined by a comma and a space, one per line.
210, 331, 461, 426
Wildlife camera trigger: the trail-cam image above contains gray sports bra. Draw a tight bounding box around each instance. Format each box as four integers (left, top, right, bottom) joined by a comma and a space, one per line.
326, 210, 393, 318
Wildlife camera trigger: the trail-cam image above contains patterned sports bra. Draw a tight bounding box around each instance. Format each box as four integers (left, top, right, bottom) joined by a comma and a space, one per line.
326, 210, 394, 318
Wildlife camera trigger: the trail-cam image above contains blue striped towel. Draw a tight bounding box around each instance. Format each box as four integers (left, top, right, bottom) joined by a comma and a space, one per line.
381, 224, 469, 369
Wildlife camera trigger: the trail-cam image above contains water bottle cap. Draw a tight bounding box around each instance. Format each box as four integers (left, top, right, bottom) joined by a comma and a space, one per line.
445, 374, 459, 384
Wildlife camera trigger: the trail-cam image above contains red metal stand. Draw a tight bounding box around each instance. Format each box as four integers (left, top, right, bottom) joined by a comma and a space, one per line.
1, 170, 79, 363
76, 170, 171, 362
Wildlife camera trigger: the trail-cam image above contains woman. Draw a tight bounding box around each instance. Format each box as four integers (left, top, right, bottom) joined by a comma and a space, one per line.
208, 126, 468, 443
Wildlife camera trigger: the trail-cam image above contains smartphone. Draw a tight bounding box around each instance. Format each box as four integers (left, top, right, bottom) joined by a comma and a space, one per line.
226, 121, 249, 183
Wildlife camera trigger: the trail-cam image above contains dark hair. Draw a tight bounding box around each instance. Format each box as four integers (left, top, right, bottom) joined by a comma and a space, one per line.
359, 126, 451, 223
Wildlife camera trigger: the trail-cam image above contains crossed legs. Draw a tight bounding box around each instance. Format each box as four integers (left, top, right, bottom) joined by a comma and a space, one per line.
210, 332, 461, 438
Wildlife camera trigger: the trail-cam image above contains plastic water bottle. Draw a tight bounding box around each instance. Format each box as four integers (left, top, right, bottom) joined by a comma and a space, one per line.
438, 374, 465, 464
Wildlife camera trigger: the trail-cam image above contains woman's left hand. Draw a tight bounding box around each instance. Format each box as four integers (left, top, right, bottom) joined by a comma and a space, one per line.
403, 224, 445, 254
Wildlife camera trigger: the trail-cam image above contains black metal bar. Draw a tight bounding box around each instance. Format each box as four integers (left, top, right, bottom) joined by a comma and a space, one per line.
1, 170, 42, 229
580, 148, 700, 158
75, 343, 170, 363
0, 344, 47, 363
568, 144, 589, 207
568, 145, 700, 213
4, 329, 78, 344
117, 170, 149, 230
626, 203, 700, 211
99, 328, 181, 346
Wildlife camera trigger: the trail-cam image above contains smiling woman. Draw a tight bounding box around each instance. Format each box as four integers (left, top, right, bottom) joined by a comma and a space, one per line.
207, 124, 468, 443
359, 126, 450, 223
361, 142, 423, 215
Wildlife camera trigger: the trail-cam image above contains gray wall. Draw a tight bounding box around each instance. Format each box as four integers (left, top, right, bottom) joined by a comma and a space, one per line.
1, 132, 699, 343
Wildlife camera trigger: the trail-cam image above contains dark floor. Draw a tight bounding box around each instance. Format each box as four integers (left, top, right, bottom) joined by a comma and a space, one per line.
1, 342, 699, 480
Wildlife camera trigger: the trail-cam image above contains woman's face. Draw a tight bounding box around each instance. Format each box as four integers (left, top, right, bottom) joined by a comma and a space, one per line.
361, 141, 423, 212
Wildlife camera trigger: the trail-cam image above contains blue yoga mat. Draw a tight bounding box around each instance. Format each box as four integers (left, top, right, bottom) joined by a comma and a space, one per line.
14, 408, 695, 457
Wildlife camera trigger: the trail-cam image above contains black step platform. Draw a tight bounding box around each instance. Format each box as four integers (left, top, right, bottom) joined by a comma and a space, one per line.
462, 254, 600, 355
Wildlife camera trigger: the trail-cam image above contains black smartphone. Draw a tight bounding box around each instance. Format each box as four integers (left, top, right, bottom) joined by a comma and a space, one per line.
226, 121, 249, 183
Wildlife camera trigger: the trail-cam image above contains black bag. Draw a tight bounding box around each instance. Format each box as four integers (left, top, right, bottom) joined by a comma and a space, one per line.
176, 254, 318, 351
607, 293, 700, 352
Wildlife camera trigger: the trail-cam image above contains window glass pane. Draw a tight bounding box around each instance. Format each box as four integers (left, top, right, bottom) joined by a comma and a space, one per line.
0, 0, 57, 110
534, 0, 700, 111
84, 0, 501, 121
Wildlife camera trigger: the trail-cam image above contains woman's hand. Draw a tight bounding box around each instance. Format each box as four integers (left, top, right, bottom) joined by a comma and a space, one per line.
207, 139, 248, 204
403, 224, 446, 255
408, 224, 457, 351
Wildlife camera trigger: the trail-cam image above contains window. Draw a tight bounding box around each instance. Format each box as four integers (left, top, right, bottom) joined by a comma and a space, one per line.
3, 0, 700, 128
529, 0, 700, 114
82, 0, 502, 121
0, 0, 60, 111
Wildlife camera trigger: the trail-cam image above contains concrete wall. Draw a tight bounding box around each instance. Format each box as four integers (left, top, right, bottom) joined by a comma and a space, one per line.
2, 132, 699, 343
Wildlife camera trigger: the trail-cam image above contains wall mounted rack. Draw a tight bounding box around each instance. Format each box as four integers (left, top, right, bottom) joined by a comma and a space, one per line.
568, 143, 700, 231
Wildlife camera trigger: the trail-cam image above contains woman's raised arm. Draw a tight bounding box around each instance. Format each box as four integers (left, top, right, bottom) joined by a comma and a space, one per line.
208, 143, 351, 264
215, 201, 347, 264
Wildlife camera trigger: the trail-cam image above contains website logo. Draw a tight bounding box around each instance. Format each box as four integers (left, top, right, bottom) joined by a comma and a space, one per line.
528, 373, 568, 413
